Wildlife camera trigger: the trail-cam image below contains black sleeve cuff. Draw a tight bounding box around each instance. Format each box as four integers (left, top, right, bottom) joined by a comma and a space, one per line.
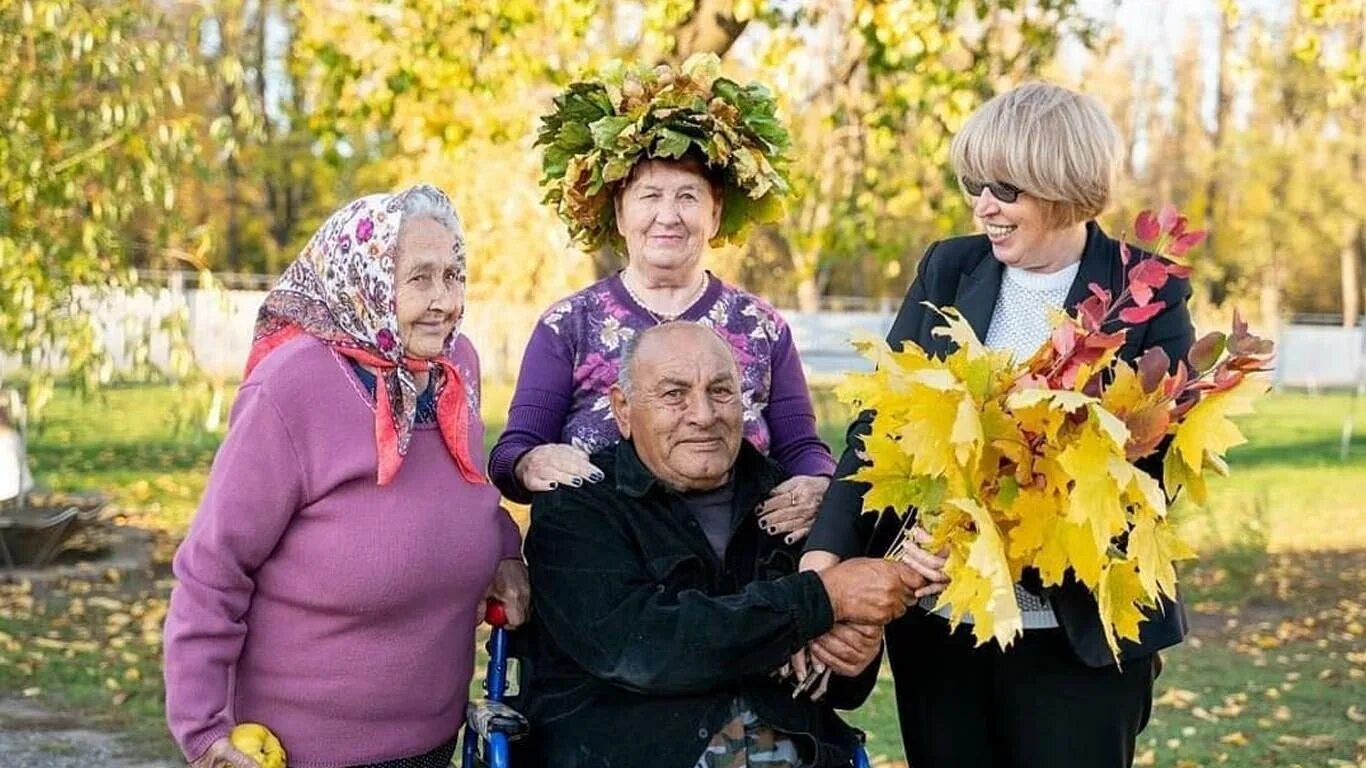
785, 570, 835, 642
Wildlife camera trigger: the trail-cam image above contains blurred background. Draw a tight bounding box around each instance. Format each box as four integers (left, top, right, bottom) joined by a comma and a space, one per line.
2, 0, 1364, 399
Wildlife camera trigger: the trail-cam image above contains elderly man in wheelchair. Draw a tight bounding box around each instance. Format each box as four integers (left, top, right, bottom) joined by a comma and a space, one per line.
486, 322, 922, 768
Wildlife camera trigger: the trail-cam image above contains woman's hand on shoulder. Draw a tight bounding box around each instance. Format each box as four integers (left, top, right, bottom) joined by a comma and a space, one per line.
485, 559, 531, 629
514, 443, 601, 493
189, 737, 258, 768
758, 475, 831, 545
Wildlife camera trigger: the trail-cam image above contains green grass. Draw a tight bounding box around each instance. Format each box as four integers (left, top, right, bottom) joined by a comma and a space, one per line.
5, 386, 1365, 766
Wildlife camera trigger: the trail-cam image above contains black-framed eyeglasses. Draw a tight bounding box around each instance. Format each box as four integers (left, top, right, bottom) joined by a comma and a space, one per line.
960, 177, 1023, 203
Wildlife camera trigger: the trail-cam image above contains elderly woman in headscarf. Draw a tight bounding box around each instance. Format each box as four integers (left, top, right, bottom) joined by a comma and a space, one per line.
163, 185, 529, 768
489, 55, 833, 545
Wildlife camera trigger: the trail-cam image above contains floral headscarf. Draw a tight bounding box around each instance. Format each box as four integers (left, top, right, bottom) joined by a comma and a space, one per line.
245, 184, 484, 487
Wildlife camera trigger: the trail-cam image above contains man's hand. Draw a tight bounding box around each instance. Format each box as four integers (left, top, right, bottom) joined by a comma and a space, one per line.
810, 622, 883, 677
484, 558, 531, 628
758, 475, 831, 544
818, 557, 923, 624
189, 738, 257, 768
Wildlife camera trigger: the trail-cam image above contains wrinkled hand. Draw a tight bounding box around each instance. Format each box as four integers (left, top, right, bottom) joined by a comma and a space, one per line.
811, 622, 883, 677
189, 737, 258, 768
484, 559, 531, 629
900, 526, 949, 598
514, 443, 601, 493
818, 557, 923, 624
758, 475, 830, 544
799, 550, 841, 573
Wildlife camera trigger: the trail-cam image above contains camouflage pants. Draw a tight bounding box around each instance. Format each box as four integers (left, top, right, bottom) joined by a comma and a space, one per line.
693, 699, 805, 768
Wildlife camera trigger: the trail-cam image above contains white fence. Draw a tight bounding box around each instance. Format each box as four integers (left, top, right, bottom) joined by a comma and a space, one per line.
3, 284, 1362, 390
1274, 324, 1366, 391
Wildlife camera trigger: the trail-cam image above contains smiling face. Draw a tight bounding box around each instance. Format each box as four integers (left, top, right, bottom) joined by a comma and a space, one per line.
969, 187, 1086, 272
614, 159, 722, 274
610, 323, 742, 492
393, 217, 464, 358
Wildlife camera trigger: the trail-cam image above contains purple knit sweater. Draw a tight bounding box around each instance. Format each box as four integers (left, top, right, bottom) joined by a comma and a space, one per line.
489, 272, 834, 502
163, 334, 521, 768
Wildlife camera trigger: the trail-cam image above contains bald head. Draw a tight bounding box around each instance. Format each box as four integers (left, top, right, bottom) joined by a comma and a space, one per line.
620, 322, 738, 396
611, 322, 743, 492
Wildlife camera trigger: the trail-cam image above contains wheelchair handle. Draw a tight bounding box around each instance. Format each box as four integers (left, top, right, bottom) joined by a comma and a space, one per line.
485, 598, 508, 628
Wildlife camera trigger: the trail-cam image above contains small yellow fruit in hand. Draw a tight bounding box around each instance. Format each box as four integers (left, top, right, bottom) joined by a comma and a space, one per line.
229, 722, 287, 768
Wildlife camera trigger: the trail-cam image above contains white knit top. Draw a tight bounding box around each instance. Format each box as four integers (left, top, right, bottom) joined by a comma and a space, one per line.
922, 261, 1080, 630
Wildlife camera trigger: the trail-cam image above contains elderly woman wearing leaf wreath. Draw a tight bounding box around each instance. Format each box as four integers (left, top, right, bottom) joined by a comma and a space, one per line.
489, 54, 834, 544
803, 83, 1196, 767
163, 185, 528, 768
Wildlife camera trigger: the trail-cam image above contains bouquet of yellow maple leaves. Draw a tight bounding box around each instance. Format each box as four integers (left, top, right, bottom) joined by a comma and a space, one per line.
836, 206, 1275, 661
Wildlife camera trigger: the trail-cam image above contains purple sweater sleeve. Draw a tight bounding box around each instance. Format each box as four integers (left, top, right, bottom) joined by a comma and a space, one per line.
488, 321, 575, 503
765, 324, 835, 477
163, 382, 308, 762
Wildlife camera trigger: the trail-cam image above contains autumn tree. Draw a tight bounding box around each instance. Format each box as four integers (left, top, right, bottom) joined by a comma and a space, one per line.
0, 0, 200, 417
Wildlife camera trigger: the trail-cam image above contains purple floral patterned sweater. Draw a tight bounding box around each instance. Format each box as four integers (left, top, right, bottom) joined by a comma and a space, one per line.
489, 272, 834, 503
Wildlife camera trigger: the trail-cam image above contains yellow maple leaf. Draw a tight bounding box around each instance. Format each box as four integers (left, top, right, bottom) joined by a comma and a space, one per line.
895, 382, 981, 479
1058, 426, 1127, 553
1169, 378, 1271, 474
1126, 466, 1168, 518
1003, 487, 1059, 563
848, 432, 948, 515
935, 498, 1023, 648
1127, 505, 1197, 599
1057, 518, 1105, 587
1098, 559, 1153, 658
1162, 450, 1209, 505
928, 304, 987, 357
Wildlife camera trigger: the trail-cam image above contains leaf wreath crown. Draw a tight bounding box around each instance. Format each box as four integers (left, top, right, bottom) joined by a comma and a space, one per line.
536, 53, 793, 252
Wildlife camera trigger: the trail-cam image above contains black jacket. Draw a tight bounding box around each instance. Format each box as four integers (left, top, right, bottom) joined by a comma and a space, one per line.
515, 439, 879, 767
804, 221, 1193, 668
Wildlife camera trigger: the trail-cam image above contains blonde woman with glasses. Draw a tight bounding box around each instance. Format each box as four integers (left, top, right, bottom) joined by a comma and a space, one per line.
803, 82, 1194, 768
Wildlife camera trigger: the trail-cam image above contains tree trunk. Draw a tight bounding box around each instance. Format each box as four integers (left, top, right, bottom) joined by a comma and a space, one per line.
1344, 220, 1362, 327
669, 0, 750, 62
796, 272, 820, 313
1203, 3, 1234, 255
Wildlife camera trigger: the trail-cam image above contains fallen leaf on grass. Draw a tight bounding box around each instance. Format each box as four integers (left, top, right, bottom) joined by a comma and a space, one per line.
1218, 731, 1248, 746
1155, 687, 1199, 709
1347, 705, 1365, 723
1275, 734, 1338, 750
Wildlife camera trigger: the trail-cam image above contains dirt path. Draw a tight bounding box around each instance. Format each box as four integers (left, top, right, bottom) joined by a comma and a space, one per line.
0, 698, 177, 768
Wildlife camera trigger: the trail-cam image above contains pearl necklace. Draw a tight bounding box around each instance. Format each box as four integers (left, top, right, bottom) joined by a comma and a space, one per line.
620, 269, 709, 324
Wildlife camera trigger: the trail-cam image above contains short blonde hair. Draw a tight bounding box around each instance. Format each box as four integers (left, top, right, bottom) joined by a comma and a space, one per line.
950, 82, 1120, 228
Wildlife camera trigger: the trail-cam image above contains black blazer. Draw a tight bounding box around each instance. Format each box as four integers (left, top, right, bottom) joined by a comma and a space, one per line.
805, 221, 1194, 667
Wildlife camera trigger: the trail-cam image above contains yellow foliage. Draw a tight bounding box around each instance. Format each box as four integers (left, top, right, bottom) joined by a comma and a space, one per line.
847, 311, 1268, 661
1169, 378, 1271, 478
933, 498, 1024, 647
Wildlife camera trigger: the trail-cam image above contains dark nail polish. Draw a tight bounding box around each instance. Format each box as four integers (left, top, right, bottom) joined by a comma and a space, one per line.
590, 471, 605, 482
571, 477, 583, 487
785, 535, 795, 545
548, 481, 559, 490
